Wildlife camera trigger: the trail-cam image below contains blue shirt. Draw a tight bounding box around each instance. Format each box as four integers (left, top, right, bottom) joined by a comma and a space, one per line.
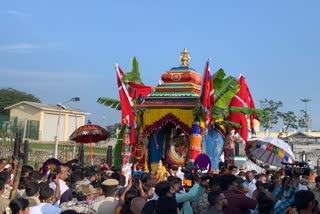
175, 183, 205, 214
273, 185, 297, 214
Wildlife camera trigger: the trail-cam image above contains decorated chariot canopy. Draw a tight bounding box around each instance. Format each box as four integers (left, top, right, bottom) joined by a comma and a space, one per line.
138, 48, 202, 136
98, 48, 260, 174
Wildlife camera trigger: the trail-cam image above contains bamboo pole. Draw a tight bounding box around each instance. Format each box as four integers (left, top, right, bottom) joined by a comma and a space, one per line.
9, 158, 22, 200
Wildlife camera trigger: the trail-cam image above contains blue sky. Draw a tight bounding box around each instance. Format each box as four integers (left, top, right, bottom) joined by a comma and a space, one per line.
1, 1, 319, 131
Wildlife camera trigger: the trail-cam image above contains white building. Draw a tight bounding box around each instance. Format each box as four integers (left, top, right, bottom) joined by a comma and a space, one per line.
5, 101, 88, 141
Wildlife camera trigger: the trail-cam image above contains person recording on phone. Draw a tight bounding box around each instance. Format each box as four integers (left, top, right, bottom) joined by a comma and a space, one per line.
49, 165, 72, 205
272, 162, 310, 213
0, 156, 18, 186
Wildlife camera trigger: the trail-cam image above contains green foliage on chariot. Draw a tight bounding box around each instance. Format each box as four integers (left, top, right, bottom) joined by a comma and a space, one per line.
113, 125, 126, 169
121, 57, 144, 85
97, 57, 143, 111
194, 68, 263, 129
97, 57, 145, 165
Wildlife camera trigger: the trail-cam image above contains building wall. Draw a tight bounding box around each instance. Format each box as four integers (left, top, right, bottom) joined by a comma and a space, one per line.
8, 103, 86, 142
67, 115, 83, 137
65, 113, 85, 141
42, 113, 65, 141
10, 104, 41, 121
41, 112, 86, 141
255, 131, 320, 138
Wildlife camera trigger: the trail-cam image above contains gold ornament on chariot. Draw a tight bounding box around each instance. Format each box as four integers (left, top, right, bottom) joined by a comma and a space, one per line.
195, 76, 201, 83
171, 73, 181, 81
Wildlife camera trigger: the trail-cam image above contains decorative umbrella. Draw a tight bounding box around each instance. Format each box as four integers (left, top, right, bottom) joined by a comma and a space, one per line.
69, 122, 110, 165
245, 136, 295, 167
194, 153, 212, 173
41, 158, 61, 175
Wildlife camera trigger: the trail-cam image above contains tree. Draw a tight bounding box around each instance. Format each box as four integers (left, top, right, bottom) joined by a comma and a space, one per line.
277, 111, 298, 132
259, 99, 309, 134
298, 110, 308, 130
259, 99, 283, 132
0, 88, 41, 116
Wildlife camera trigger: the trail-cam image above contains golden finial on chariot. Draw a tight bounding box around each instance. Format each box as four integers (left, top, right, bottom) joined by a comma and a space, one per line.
179, 48, 190, 67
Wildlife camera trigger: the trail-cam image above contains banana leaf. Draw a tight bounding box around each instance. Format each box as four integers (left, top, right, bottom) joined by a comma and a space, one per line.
113, 125, 126, 169
212, 68, 226, 90
122, 57, 144, 84
216, 120, 242, 129
211, 106, 230, 119
214, 76, 239, 108
229, 106, 265, 115
97, 97, 121, 110
193, 104, 206, 119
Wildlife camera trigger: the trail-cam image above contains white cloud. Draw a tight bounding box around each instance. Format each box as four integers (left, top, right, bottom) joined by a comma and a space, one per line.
0, 43, 40, 53
0, 42, 63, 53
0, 68, 89, 81
6, 10, 31, 17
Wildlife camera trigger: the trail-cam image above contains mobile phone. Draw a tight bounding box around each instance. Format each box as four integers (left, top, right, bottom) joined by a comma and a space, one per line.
134, 174, 140, 186
50, 173, 57, 180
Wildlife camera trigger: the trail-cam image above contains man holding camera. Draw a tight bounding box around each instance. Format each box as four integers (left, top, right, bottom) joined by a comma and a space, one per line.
273, 166, 308, 213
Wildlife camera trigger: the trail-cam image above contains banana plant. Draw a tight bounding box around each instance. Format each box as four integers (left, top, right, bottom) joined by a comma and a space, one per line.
193, 68, 263, 129
121, 57, 144, 85
98, 57, 144, 165
97, 57, 143, 110
97, 97, 121, 110
113, 125, 126, 169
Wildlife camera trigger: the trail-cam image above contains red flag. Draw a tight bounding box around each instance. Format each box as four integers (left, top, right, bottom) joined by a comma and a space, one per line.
248, 89, 258, 133
200, 60, 214, 127
237, 75, 258, 133
116, 65, 152, 145
127, 82, 153, 100
116, 64, 134, 125
227, 97, 248, 142
228, 75, 257, 142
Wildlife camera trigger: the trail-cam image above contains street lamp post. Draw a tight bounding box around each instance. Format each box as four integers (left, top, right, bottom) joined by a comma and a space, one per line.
54, 97, 80, 159
301, 98, 312, 133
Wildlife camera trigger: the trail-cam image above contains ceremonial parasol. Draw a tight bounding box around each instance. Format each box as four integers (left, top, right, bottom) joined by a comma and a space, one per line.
41, 158, 61, 174
69, 121, 110, 165
245, 136, 295, 167
194, 153, 212, 173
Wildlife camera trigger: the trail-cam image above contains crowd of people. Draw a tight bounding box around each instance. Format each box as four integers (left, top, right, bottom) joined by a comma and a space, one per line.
1, 157, 320, 214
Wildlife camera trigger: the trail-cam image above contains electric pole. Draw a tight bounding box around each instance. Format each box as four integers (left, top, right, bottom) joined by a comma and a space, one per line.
301, 98, 311, 133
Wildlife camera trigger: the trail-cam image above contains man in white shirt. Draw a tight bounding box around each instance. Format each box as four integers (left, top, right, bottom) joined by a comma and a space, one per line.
243, 171, 256, 198
49, 166, 72, 205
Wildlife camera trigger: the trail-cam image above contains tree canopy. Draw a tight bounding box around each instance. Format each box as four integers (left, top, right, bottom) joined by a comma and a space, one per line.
259, 98, 307, 133
0, 88, 41, 116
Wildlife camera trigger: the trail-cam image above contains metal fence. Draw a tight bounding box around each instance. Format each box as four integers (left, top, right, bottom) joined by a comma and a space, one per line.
0, 140, 14, 160
0, 115, 39, 140
0, 140, 111, 169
